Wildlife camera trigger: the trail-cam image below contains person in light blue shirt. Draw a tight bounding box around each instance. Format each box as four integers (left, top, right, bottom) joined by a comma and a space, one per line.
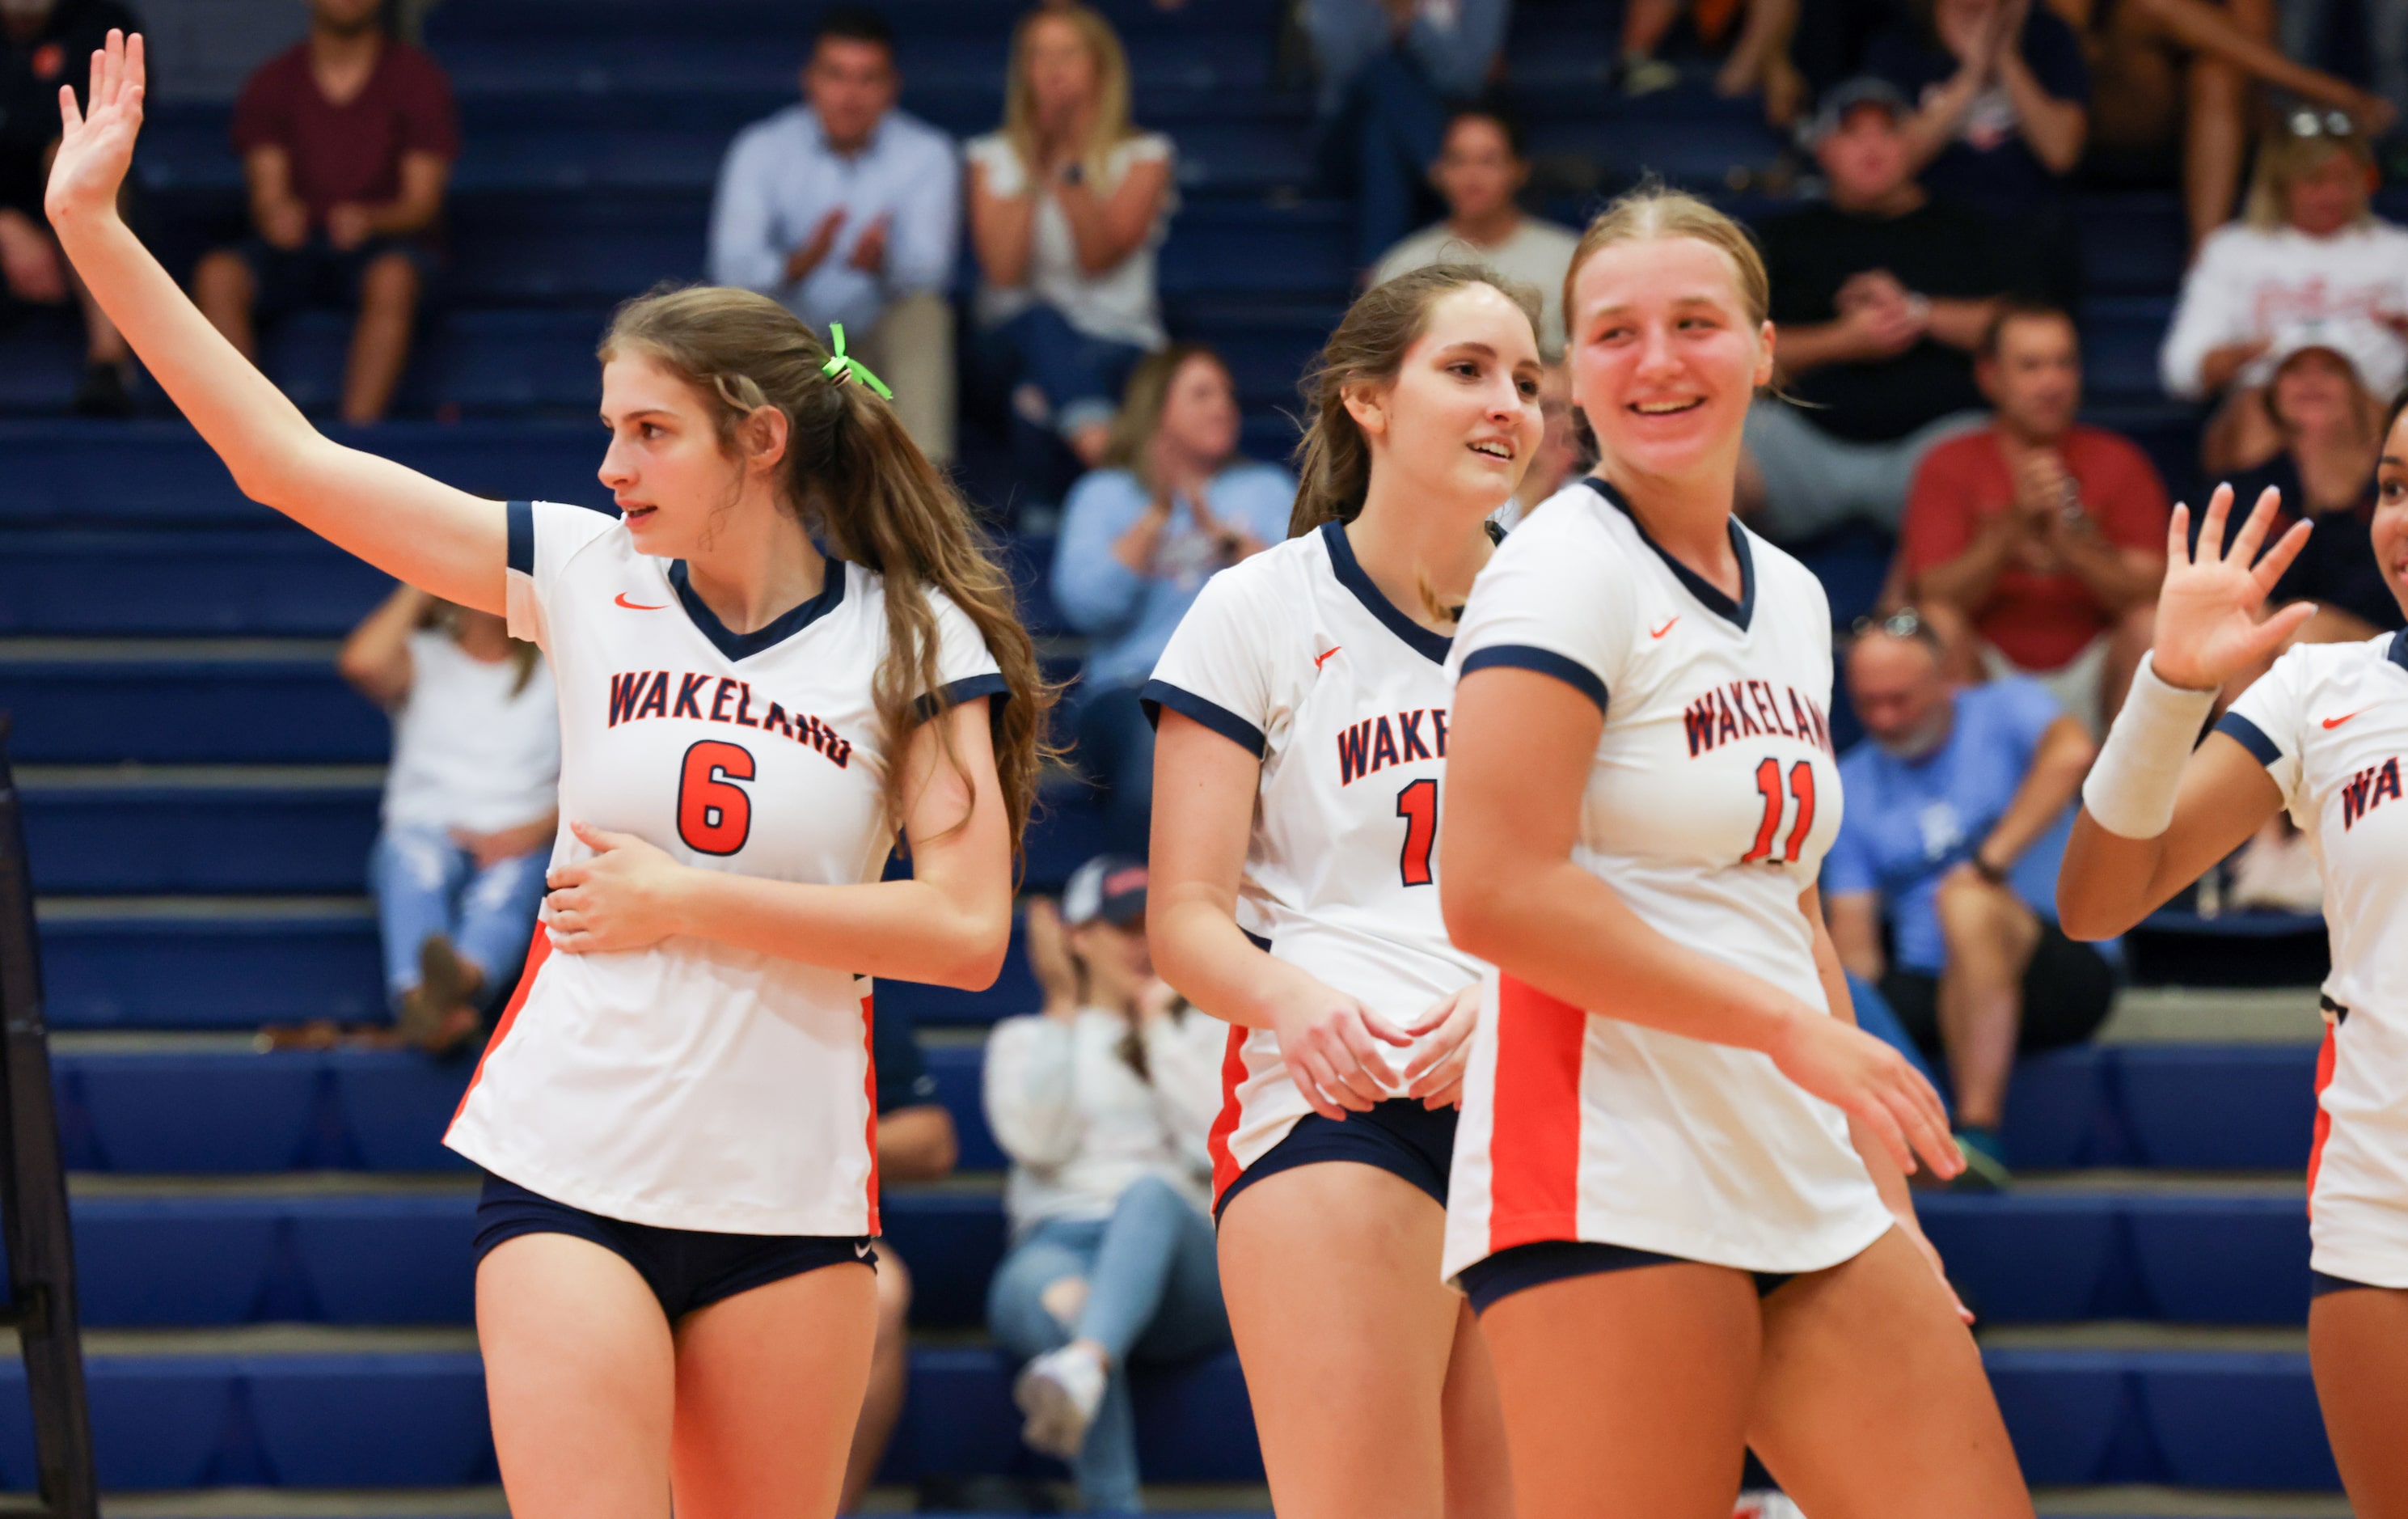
1823, 611, 2110, 1186
708, 6, 960, 463
1054, 345, 1295, 853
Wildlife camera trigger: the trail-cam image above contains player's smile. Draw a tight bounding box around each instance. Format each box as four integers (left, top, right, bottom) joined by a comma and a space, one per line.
1468, 438, 1515, 462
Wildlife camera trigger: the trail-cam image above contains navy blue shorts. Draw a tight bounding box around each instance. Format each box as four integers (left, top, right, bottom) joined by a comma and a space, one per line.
1215, 1098, 1457, 1218
472, 1174, 873, 1321
1459, 1239, 1798, 1316
2311, 1269, 2402, 1297
235, 235, 437, 319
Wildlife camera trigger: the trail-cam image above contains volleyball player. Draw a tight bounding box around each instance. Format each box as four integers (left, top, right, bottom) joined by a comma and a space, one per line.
1435, 186, 2032, 1519
2059, 459, 2408, 1515
1147, 264, 1540, 1518
45, 35, 1049, 1518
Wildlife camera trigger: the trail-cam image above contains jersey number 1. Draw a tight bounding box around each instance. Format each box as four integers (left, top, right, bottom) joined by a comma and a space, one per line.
678, 740, 756, 856
1396, 777, 1438, 887
1742, 758, 1815, 865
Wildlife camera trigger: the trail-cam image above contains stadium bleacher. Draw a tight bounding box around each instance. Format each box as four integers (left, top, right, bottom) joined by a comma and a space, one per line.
0, 0, 2357, 1512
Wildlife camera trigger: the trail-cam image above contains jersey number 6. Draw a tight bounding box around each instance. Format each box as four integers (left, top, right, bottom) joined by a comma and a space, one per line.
1396, 777, 1438, 887
1742, 757, 1815, 865
678, 740, 756, 856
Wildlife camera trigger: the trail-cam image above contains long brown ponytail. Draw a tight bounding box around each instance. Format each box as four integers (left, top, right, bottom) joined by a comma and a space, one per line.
600, 286, 1058, 857
1287, 262, 1542, 539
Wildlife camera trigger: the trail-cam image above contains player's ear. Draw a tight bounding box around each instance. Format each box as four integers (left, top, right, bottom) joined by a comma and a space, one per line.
1754, 320, 1776, 391
740, 403, 791, 474
1339, 378, 1388, 439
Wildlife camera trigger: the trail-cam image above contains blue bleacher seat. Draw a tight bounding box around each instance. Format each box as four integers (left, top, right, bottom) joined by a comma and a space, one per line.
40, 915, 385, 1028
0, 531, 391, 639
0, 658, 384, 765
22, 782, 382, 894
2080, 297, 2177, 404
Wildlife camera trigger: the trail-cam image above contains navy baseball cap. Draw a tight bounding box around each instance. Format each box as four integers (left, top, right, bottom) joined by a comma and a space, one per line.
1062, 855, 1148, 928
1805, 77, 1909, 145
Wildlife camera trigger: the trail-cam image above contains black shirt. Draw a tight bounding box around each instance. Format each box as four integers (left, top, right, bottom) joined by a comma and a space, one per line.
0, 0, 141, 209
1862, 11, 2090, 214
1755, 197, 2008, 443
2221, 455, 2405, 633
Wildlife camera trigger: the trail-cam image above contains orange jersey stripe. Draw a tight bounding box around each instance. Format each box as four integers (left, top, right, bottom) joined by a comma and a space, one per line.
1206, 1025, 1249, 1204
861, 990, 881, 1238
2307, 1020, 2340, 1217
1488, 973, 1588, 1253
446, 923, 552, 1136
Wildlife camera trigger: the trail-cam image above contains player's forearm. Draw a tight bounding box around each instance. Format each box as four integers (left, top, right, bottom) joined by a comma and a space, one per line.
1443, 853, 1806, 1055
668, 870, 1011, 990
1150, 893, 1333, 1032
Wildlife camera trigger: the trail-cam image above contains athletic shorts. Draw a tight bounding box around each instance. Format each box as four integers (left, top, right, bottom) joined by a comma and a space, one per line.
472, 1173, 873, 1320
1458, 1238, 1798, 1315
1882, 920, 2115, 1060
1214, 1098, 1456, 1218
232, 235, 438, 319
2311, 1269, 2404, 1297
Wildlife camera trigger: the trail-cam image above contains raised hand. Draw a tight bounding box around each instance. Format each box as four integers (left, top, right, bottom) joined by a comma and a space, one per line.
2151, 484, 2316, 692
44, 28, 144, 232
1768, 1011, 1962, 1179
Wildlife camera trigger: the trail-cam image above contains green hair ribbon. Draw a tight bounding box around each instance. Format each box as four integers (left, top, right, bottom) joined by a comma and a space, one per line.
821, 324, 894, 400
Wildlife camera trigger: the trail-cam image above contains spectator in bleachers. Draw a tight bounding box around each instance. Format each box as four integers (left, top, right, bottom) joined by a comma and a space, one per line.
1739, 78, 2009, 541
1052, 345, 1291, 854
1498, 357, 1580, 528
2072, 0, 2393, 254
1616, 0, 1806, 123
2161, 116, 2408, 478
1, 0, 136, 414
1368, 104, 1578, 355
1824, 611, 2110, 1189
1305, 0, 1510, 268
338, 583, 556, 1054
840, 998, 959, 1514
192, 0, 456, 425
968, 4, 1175, 483
1900, 302, 2169, 734
984, 869, 1231, 1515
709, 7, 960, 468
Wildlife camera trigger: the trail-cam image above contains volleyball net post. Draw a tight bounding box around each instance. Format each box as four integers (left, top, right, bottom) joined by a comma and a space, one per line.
0, 719, 99, 1517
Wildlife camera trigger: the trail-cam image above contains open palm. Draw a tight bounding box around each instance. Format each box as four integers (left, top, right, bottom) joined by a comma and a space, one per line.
43, 28, 145, 230
2151, 484, 2316, 692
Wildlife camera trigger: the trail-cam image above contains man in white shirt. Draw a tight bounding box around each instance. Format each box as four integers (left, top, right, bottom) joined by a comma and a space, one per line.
708, 6, 960, 463
1369, 105, 1580, 356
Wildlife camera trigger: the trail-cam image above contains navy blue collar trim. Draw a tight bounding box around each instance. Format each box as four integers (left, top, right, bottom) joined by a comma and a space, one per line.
1320, 519, 1453, 665
1581, 477, 1755, 632
670, 559, 847, 661
2390, 629, 2408, 674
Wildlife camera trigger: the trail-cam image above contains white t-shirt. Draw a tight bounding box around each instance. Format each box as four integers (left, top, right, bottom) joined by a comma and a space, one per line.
1371, 216, 1582, 354
2158, 219, 2408, 400
983, 1006, 1228, 1234
381, 632, 560, 835
1143, 521, 1486, 1201
968, 130, 1177, 349
445, 501, 1006, 1236
1441, 478, 1891, 1281
2219, 632, 2408, 1288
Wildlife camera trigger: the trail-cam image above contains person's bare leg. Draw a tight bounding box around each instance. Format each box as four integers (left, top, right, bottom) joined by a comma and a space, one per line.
838, 1247, 913, 1513
477, 1233, 675, 1519
1622, 0, 1683, 57
342, 251, 420, 425
2102, 603, 2156, 726
1217, 1164, 1485, 1519
1751, 1227, 2033, 1518
670, 1261, 878, 1519
1932, 870, 2042, 1132
1438, 1299, 1515, 1519
1479, 1261, 1760, 1519
1718, 0, 1798, 99
192, 250, 259, 359
2183, 45, 2250, 252
861, 290, 956, 468
2309, 1284, 2408, 1518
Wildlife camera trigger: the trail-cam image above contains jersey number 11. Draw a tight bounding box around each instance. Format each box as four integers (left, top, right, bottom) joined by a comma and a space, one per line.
1743, 757, 1815, 865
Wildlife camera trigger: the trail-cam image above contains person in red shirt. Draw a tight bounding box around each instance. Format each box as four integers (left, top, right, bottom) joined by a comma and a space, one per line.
1901, 301, 2169, 734
191, 0, 455, 424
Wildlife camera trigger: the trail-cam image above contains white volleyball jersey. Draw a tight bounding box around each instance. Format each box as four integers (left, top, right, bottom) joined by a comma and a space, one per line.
2219, 632, 2408, 1288
1442, 478, 1891, 1281
1143, 521, 1485, 1201
445, 500, 1005, 1236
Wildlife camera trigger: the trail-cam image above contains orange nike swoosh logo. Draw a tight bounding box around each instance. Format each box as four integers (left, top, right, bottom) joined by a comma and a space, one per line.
1650, 616, 1679, 639
1314, 646, 1342, 670
2324, 711, 2364, 729
615, 593, 667, 611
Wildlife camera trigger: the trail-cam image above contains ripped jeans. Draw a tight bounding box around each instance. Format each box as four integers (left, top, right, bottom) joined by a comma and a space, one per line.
368, 825, 549, 1014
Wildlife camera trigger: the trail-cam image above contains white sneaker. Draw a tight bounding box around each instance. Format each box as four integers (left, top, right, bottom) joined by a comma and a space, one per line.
1734, 1492, 1806, 1519
1014, 1343, 1108, 1460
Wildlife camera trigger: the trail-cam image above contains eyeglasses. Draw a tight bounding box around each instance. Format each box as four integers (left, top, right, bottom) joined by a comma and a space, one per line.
1849, 608, 1930, 641
2283, 108, 2361, 140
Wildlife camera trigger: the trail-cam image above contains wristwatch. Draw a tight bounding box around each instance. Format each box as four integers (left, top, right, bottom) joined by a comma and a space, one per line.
1970, 851, 2009, 886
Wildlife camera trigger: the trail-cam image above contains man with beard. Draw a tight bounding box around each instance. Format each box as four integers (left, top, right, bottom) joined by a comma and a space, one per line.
192, 0, 455, 424
1822, 611, 2108, 1189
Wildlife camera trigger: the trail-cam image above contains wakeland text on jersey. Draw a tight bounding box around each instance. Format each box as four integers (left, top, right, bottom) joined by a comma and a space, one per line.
1681, 680, 1834, 758
605, 671, 855, 768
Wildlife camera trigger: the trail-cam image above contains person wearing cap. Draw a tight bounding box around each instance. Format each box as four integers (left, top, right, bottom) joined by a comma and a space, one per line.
982, 860, 1232, 1513
1899, 299, 2170, 735
2161, 115, 2408, 477
1738, 78, 2015, 542
1824, 611, 2109, 1190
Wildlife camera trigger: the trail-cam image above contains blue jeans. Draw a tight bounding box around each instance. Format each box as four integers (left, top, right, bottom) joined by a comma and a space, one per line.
988, 1175, 1231, 1512
978, 304, 1149, 508
1070, 682, 1155, 857
1318, 48, 1451, 269
368, 825, 550, 1012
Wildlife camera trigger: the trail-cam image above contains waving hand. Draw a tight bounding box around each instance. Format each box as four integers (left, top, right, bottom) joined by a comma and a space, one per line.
2151, 484, 2316, 692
